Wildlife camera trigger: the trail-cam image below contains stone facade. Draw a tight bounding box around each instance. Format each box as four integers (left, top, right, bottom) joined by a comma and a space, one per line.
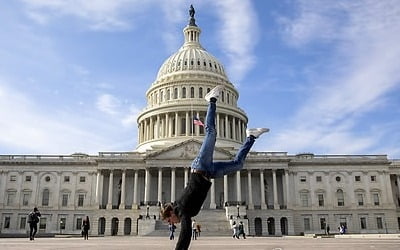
1, 8, 400, 237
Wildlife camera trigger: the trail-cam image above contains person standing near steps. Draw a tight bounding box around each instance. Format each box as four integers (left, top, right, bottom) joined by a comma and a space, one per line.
160, 85, 270, 250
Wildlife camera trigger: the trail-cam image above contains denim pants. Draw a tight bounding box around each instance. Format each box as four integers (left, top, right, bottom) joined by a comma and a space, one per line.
191, 101, 255, 178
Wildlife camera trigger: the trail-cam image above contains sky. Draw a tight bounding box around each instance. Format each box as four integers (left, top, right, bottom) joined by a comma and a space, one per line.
1, 0, 400, 159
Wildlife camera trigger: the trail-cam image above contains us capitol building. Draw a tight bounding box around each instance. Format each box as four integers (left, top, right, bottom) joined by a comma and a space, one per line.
1, 7, 400, 237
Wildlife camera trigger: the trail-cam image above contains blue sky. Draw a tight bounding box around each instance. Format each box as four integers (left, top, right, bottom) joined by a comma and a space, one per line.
1, 0, 399, 159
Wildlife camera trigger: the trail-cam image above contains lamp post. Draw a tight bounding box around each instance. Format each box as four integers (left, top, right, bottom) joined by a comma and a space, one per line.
146, 205, 150, 219
236, 204, 240, 218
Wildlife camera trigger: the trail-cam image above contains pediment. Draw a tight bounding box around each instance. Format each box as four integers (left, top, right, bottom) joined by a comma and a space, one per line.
145, 139, 233, 160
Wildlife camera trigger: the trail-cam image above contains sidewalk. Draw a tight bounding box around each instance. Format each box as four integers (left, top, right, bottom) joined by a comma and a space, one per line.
0, 235, 399, 250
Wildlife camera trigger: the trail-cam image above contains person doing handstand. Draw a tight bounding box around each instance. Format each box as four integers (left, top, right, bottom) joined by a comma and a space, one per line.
160, 85, 269, 250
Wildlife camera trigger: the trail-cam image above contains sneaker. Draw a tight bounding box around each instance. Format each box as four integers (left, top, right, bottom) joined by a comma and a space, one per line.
246, 128, 270, 138
204, 85, 224, 102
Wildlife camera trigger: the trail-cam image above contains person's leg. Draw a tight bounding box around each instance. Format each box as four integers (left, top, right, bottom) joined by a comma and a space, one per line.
190, 100, 217, 174
210, 128, 269, 178
32, 224, 37, 239
210, 136, 255, 178
29, 223, 34, 240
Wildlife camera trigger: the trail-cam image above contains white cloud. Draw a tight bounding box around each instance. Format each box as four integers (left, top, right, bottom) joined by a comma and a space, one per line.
96, 93, 121, 115
267, 0, 400, 156
21, 0, 155, 30
212, 0, 259, 84
0, 81, 113, 154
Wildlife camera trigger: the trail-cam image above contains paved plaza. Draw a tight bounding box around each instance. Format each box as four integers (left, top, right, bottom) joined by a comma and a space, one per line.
0, 235, 399, 250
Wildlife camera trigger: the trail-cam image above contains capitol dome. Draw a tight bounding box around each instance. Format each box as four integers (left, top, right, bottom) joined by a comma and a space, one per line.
156, 24, 228, 81
136, 7, 248, 152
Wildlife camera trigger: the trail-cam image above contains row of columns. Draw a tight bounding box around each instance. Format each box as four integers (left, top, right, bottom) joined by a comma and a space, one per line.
138, 111, 246, 144
95, 168, 288, 210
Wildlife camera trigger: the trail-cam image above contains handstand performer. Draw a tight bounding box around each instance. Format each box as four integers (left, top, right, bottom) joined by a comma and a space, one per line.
161, 85, 269, 250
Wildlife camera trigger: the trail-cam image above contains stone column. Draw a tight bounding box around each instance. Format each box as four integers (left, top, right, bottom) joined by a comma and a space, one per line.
210, 179, 216, 209
158, 168, 163, 203
397, 175, 400, 201
285, 170, 290, 209
384, 172, 394, 204
236, 171, 242, 202
144, 119, 148, 141
186, 112, 190, 136
325, 172, 331, 207
260, 170, 266, 209
232, 117, 236, 140
107, 171, 113, 209
184, 168, 189, 188
272, 170, 279, 209
144, 169, 150, 204
156, 115, 160, 139
379, 172, 388, 204
224, 175, 228, 205
149, 117, 154, 139
120, 170, 126, 209
175, 112, 179, 137
247, 170, 254, 209
171, 168, 176, 202
133, 170, 138, 208
225, 115, 229, 139
217, 113, 221, 138
95, 170, 101, 205
0, 171, 7, 207
196, 111, 200, 136
363, 172, 371, 206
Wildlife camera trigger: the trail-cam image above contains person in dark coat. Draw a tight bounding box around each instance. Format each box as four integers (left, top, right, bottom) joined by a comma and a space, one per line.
82, 216, 90, 240
160, 85, 269, 250
28, 207, 41, 240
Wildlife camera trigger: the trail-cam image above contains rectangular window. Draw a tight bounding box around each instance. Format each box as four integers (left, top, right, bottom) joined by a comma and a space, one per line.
320, 218, 326, 230
4, 217, 10, 229
371, 175, 377, 182
304, 218, 311, 231
79, 176, 86, 183
318, 194, 324, 207
10, 175, 17, 181
64, 176, 70, 182
355, 176, 361, 182
60, 218, 66, 230
373, 193, 380, 206
78, 194, 84, 207
25, 176, 31, 182
300, 193, 309, 207
316, 176, 322, 182
62, 194, 68, 207
7, 193, 15, 206
39, 218, 47, 230
300, 176, 307, 182
76, 218, 82, 230
20, 217, 27, 229
357, 193, 364, 206
376, 217, 383, 229
360, 217, 367, 229
23, 193, 30, 206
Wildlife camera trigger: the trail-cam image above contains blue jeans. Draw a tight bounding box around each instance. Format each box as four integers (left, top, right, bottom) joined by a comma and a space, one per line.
191, 101, 255, 178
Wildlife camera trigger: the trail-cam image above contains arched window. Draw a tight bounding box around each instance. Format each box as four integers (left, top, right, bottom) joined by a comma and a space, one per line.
182, 87, 186, 98
166, 89, 170, 101
190, 87, 195, 98
42, 189, 50, 206
174, 88, 178, 99
337, 189, 344, 206
199, 87, 203, 98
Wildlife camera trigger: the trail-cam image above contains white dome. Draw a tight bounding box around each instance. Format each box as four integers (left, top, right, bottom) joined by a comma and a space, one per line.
156, 24, 227, 81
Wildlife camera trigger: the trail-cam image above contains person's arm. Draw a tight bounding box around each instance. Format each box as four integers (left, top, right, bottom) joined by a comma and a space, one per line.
175, 215, 192, 250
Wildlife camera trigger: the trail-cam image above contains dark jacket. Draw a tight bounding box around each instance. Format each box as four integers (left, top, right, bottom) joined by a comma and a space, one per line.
174, 173, 211, 250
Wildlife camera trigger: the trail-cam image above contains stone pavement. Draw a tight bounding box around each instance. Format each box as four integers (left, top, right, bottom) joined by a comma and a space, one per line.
0, 235, 399, 250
